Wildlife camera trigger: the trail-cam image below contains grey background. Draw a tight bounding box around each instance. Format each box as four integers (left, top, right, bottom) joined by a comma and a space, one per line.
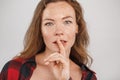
0, 0, 120, 80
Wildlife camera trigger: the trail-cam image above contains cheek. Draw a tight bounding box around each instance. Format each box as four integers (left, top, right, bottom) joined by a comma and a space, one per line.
69, 33, 76, 43
43, 32, 51, 40
42, 29, 53, 44
66, 26, 77, 37
66, 29, 76, 46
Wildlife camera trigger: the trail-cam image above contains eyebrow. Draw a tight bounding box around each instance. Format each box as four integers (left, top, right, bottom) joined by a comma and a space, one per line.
62, 16, 73, 20
43, 18, 55, 21
43, 16, 73, 21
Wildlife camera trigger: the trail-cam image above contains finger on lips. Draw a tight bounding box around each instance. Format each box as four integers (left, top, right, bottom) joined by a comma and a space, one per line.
44, 39, 66, 65
57, 39, 66, 56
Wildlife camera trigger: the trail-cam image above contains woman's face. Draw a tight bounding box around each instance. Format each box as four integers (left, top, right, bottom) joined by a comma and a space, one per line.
41, 1, 78, 53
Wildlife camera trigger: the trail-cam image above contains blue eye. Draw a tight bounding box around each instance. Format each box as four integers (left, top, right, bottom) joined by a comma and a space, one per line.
44, 22, 54, 26
64, 20, 72, 24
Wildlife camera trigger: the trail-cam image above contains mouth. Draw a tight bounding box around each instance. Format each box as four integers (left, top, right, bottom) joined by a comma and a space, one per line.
53, 40, 67, 45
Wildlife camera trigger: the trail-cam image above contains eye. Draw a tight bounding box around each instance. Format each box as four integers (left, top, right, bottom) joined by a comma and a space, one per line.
64, 20, 72, 25
44, 22, 54, 26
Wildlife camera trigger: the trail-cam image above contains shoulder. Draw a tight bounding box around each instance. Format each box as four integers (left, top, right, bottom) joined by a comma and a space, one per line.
80, 64, 97, 80
3, 57, 26, 71
0, 56, 36, 80
0, 57, 26, 80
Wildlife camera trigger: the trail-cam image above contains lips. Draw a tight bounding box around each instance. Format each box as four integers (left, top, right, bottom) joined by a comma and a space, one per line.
53, 40, 67, 45
60, 40, 67, 44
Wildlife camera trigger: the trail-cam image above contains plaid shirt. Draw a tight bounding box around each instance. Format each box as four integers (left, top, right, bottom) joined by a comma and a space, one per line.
0, 56, 97, 80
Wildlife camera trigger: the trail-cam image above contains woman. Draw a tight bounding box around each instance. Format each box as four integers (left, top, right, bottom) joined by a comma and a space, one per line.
0, 0, 97, 80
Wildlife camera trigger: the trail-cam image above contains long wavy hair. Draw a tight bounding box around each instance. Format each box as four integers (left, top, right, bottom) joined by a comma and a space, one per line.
18, 0, 92, 66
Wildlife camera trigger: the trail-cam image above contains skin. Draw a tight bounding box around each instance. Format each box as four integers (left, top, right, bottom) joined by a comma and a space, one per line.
30, 1, 82, 80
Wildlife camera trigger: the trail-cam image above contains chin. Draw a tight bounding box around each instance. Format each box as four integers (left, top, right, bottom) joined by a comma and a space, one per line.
52, 48, 59, 52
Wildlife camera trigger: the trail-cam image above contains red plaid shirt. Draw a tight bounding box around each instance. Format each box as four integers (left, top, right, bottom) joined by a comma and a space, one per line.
0, 56, 97, 80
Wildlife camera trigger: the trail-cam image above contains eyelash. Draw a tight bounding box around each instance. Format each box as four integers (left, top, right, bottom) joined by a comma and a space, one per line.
44, 22, 53, 26
44, 20, 72, 26
64, 20, 72, 24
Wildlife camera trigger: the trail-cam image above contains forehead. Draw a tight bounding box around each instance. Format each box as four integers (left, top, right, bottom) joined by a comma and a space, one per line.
42, 1, 76, 19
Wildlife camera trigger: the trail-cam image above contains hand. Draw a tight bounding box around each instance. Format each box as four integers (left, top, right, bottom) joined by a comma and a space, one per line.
44, 39, 70, 80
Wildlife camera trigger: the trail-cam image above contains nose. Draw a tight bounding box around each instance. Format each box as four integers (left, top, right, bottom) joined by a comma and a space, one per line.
55, 31, 63, 36
55, 25, 64, 36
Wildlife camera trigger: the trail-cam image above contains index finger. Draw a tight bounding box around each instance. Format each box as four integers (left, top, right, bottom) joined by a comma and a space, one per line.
57, 39, 66, 56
